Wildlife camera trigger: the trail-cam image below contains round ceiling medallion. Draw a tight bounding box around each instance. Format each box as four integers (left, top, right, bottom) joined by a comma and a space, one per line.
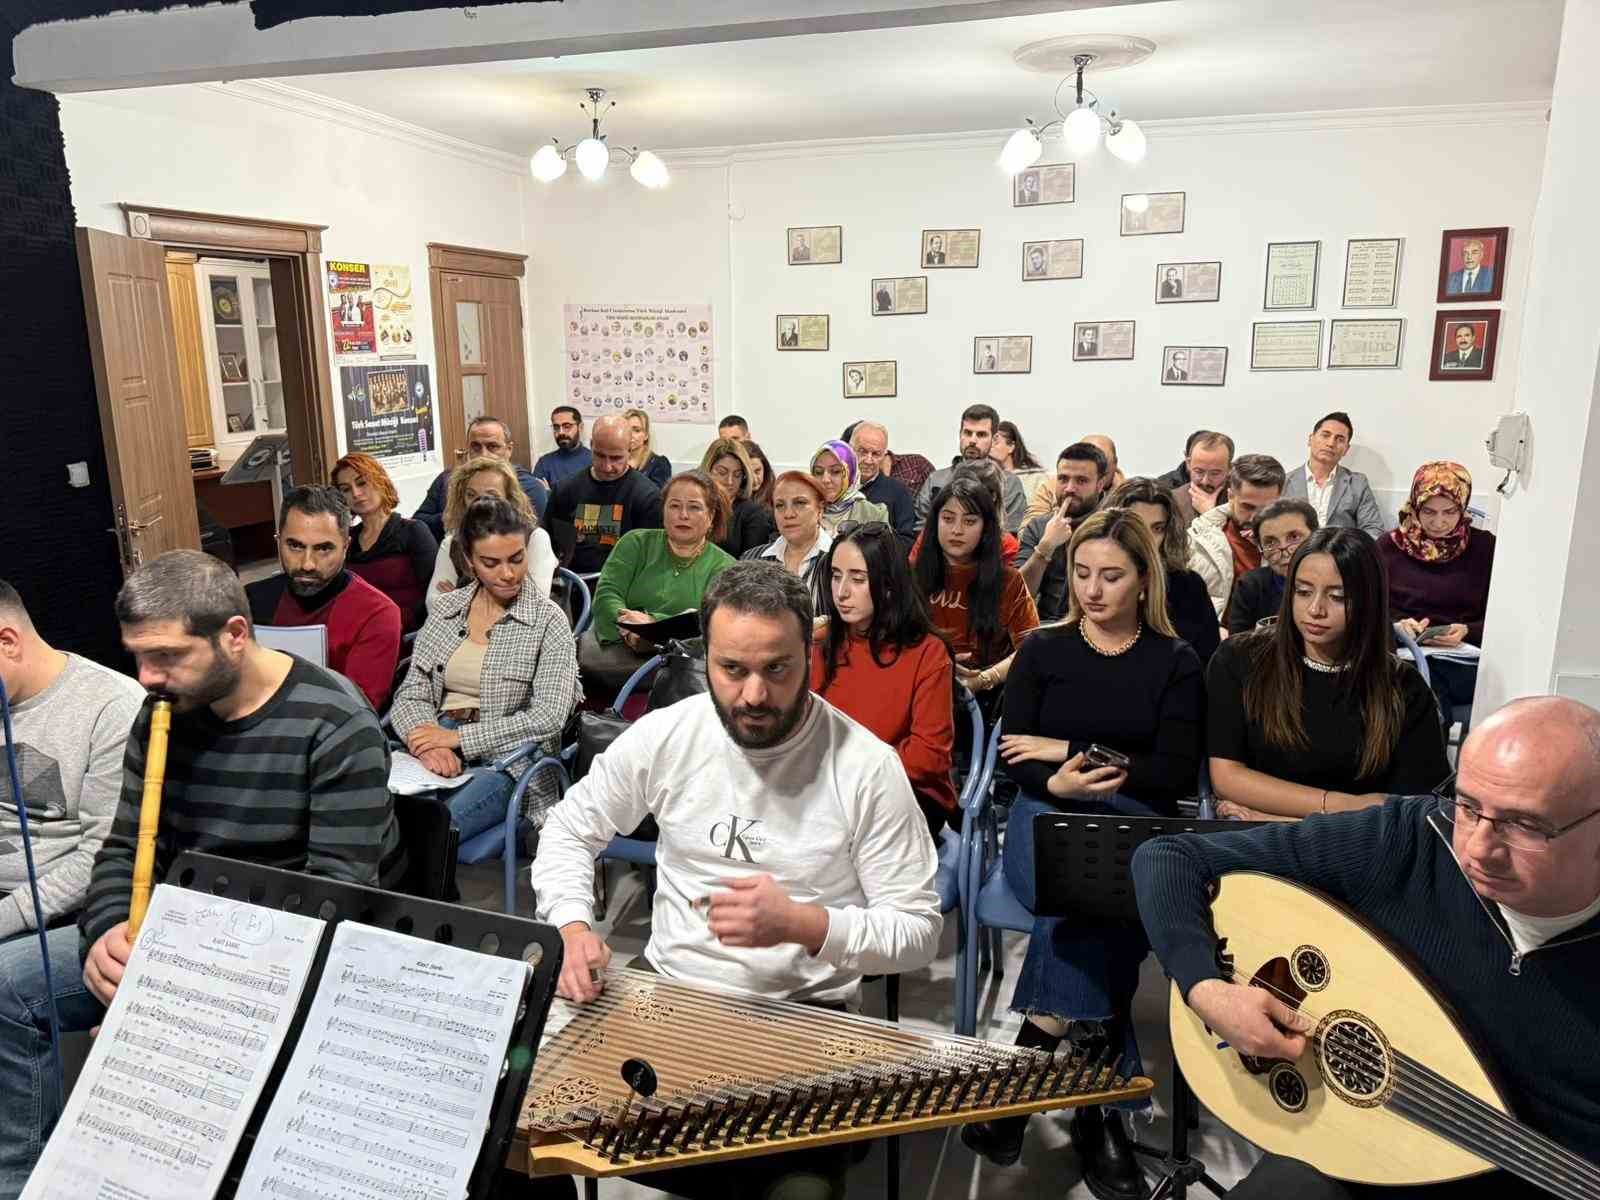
1012, 35, 1156, 74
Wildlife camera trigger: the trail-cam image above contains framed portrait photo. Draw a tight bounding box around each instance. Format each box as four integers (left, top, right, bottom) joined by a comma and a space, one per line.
1263, 241, 1320, 311
786, 225, 842, 266
1120, 192, 1185, 236
1161, 346, 1228, 387
1437, 227, 1508, 303
1429, 309, 1500, 381
217, 351, 246, 383
1013, 163, 1075, 207
1155, 261, 1220, 304
922, 228, 981, 269
775, 314, 829, 351
842, 360, 897, 398
871, 276, 927, 316
973, 336, 1032, 375
1022, 239, 1083, 282
1073, 321, 1135, 362
1250, 320, 1323, 371
1329, 318, 1404, 369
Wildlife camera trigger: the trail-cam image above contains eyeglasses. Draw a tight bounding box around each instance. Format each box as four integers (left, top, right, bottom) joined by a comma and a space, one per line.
1262, 533, 1309, 561
1432, 777, 1600, 852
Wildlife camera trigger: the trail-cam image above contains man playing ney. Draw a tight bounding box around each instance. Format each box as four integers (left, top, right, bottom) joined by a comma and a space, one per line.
533, 562, 940, 1198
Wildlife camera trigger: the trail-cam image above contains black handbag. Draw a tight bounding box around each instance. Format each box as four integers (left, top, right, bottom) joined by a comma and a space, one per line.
646, 637, 708, 711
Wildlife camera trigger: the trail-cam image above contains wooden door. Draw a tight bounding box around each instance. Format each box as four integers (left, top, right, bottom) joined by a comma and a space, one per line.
76, 227, 201, 572
163, 252, 214, 448
438, 272, 531, 469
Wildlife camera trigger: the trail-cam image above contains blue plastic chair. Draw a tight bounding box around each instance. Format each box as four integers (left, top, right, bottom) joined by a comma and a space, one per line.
592, 656, 667, 920
1391, 621, 1432, 689
553, 567, 593, 638
941, 689, 986, 1035
457, 742, 575, 914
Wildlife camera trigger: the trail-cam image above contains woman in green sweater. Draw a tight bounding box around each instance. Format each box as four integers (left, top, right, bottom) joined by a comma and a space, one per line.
579, 470, 735, 694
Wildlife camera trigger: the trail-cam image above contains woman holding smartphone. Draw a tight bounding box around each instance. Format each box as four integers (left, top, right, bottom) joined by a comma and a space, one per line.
963, 508, 1203, 1197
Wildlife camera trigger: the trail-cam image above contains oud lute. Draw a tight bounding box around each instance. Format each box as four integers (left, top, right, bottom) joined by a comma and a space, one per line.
1170, 872, 1600, 1199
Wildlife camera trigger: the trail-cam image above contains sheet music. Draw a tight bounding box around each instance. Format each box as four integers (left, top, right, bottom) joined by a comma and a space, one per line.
22, 885, 323, 1200
388, 750, 474, 794
235, 921, 527, 1200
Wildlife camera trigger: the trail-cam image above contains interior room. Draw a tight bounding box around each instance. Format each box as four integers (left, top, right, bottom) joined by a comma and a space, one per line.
4, 1, 1600, 1198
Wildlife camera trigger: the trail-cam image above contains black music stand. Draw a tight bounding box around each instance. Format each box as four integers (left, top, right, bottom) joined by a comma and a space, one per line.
1032, 812, 1260, 1200
166, 851, 563, 1200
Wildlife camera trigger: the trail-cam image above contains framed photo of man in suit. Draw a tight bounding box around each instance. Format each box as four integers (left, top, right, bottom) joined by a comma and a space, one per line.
1428, 309, 1499, 381
1154, 261, 1221, 304
922, 229, 980, 268
787, 225, 842, 265
1161, 345, 1228, 386
775, 314, 830, 351
1436, 227, 1508, 303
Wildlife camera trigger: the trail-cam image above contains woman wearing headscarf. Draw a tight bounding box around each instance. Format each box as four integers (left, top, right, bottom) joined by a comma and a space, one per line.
1377, 460, 1496, 720
810, 440, 888, 532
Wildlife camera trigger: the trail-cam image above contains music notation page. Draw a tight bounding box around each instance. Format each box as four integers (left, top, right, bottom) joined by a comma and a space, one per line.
235, 921, 528, 1200
23, 885, 323, 1200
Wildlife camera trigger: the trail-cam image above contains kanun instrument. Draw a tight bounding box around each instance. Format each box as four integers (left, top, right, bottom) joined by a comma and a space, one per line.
1170, 872, 1600, 1199
518, 966, 1153, 1178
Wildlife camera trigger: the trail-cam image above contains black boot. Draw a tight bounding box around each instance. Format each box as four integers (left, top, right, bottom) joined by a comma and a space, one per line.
959, 1021, 1061, 1166
1070, 1105, 1149, 1200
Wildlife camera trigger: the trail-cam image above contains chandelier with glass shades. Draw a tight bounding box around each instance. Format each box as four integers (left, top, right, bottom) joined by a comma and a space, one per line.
529, 88, 670, 189
1000, 52, 1147, 172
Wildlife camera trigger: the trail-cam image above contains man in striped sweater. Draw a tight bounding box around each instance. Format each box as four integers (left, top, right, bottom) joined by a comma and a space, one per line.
0, 550, 404, 1198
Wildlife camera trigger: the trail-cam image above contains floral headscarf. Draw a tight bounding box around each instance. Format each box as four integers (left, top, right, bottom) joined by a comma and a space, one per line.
1389, 461, 1473, 563
810, 440, 863, 522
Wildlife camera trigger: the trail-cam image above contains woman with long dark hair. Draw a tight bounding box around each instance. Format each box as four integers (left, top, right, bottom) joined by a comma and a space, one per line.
741, 439, 777, 511
914, 476, 1037, 706
812, 522, 956, 835
991, 419, 1050, 523
1107, 477, 1220, 662
1207, 527, 1448, 820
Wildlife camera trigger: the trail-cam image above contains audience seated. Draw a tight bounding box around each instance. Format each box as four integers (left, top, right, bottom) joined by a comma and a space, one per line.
534, 405, 594, 490
741, 439, 777, 512
1284, 410, 1385, 538
1379, 460, 1497, 722
332, 452, 437, 633
1207, 528, 1450, 820
992, 420, 1052, 521
581, 470, 734, 693
914, 404, 1028, 533
1226, 498, 1319, 636
427, 457, 557, 615
810, 439, 889, 532
849, 420, 917, 545
390, 497, 582, 843
1188, 453, 1286, 618
963, 509, 1203, 1194
1153, 429, 1209, 491
811, 523, 956, 837
1167, 430, 1235, 526
743, 471, 832, 584
701, 437, 777, 557
915, 476, 1038, 712
716, 414, 750, 441
1107, 477, 1221, 663
913, 458, 1022, 566
244, 486, 402, 711
412, 415, 546, 538
545, 413, 663, 575
623, 406, 673, 489
1017, 442, 1112, 617
1081, 434, 1127, 492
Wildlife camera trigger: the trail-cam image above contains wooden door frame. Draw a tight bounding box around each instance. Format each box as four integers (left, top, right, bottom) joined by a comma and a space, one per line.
427, 242, 529, 468
122, 203, 337, 485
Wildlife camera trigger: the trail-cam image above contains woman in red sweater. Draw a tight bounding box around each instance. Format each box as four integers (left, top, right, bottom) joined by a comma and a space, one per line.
811, 522, 957, 836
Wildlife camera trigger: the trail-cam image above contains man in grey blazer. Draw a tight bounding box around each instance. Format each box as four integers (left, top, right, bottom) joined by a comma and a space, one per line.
1283, 411, 1385, 539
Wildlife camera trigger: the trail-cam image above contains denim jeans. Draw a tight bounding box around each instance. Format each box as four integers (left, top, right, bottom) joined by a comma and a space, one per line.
0, 926, 106, 1198
432, 715, 516, 844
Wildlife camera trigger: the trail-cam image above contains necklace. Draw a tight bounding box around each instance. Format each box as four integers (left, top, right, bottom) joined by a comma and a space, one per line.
1302, 655, 1347, 673
667, 541, 704, 577
1082, 619, 1142, 657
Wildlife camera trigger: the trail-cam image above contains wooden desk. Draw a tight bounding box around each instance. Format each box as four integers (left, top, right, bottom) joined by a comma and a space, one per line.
193, 468, 276, 561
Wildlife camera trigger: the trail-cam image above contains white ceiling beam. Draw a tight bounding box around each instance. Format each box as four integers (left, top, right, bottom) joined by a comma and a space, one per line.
13, 0, 1160, 95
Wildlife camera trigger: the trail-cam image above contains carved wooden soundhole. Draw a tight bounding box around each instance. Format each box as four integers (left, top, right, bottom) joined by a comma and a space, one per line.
626, 987, 674, 1025
1268, 1063, 1309, 1113
1315, 1011, 1393, 1108
527, 1075, 601, 1127
820, 1035, 894, 1063
1291, 945, 1331, 992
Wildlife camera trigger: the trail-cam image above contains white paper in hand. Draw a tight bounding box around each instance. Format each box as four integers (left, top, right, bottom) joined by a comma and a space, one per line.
388, 749, 474, 793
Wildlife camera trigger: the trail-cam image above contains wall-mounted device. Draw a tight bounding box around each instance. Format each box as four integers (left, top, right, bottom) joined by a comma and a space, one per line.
1485, 411, 1529, 494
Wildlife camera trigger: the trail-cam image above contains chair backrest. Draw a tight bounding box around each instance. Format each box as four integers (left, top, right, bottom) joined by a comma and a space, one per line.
389, 791, 458, 900
613, 654, 666, 711
1391, 621, 1432, 688
552, 567, 593, 637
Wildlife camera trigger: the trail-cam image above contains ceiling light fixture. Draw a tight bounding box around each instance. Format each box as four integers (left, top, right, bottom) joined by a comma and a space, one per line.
1000, 52, 1147, 171
530, 88, 671, 189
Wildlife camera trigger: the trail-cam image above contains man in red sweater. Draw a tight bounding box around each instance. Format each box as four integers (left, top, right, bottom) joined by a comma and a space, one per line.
245, 485, 401, 710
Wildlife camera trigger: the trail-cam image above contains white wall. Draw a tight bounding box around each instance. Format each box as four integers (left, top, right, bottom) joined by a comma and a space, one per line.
525, 106, 1545, 492
60, 81, 530, 514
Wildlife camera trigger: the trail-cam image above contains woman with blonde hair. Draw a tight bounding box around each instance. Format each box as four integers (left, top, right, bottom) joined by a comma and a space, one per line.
332, 451, 438, 632
1106, 477, 1220, 663
623, 407, 673, 489
700, 436, 776, 558
428, 457, 557, 614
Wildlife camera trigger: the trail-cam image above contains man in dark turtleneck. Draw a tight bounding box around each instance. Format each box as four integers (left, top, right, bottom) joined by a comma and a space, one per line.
246, 486, 400, 710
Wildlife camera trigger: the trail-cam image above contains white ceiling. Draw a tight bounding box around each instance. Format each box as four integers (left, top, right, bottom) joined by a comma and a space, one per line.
284, 0, 1562, 156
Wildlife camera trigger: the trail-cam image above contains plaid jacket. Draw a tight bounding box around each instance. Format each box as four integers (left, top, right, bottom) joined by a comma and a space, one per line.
390, 581, 582, 822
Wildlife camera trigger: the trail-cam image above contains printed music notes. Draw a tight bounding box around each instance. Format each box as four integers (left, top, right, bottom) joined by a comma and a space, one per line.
234, 922, 527, 1200
22, 885, 322, 1200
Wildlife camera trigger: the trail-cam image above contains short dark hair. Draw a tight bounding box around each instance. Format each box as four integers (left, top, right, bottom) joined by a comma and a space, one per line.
460, 496, 533, 556
840, 420, 862, 443
960, 404, 999, 431
1230, 453, 1288, 493
1057, 441, 1109, 479
1183, 429, 1210, 456
718, 415, 749, 433
114, 549, 250, 642
1250, 497, 1320, 542
279, 485, 351, 538
1187, 430, 1235, 459
551, 405, 582, 424
0, 579, 29, 627
700, 561, 814, 651
952, 457, 1005, 514
1313, 410, 1354, 439
468, 415, 510, 439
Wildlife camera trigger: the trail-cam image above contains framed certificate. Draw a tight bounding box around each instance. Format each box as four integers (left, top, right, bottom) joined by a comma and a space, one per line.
1161, 346, 1227, 386
1073, 321, 1135, 362
843, 360, 897, 398
1263, 241, 1320, 310
1250, 321, 1323, 371
775, 314, 829, 351
1342, 238, 1403, 308
1329, 319, 1404, 369
1120, 192, 1185, 236
922, 229, 980, 269
1013, 163, 1075, 207
1429, 310, 1500, 381
1155, 262, 1221, 304
973, 336, 1032, 374
870, 276, 927, 315
1022, 239, 1083, 281
786, 226, 841, 265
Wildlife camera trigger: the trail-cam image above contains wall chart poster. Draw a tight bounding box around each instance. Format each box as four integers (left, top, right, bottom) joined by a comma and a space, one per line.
341, 363, 434, 466
327, 260, 376, 356
372, 263, 416, 358
564, 302, 715, 424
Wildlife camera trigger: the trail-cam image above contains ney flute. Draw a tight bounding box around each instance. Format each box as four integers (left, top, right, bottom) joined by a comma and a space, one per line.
127, 698, 173, 937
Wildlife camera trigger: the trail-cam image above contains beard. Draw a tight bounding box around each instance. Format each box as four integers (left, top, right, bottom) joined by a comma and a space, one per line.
164, 644, 242, 713
555, 432, 578, 449
960, 444, 986, 460
711, 684, 810, 751
1062, 492, 1099, 519
286, 570, 337, 598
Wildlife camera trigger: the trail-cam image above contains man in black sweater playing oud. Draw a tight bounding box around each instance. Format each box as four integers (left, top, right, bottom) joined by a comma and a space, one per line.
1134, 696, 1600, 1199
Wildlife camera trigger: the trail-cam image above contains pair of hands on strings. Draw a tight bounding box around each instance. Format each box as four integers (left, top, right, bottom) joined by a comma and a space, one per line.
1397, 617, 1468, 648
407, 723, 462, 778
1188, 978, 1313, 1062
999, 736, 1128, 800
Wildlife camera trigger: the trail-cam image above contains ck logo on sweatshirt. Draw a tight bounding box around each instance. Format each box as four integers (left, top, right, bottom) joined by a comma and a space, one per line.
710, 815, 767, 863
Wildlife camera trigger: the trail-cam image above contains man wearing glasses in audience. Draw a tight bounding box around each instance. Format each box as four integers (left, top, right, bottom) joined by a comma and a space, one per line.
1224, 499, 1319, 635
1168, 430, 1235, 526
1135, 696, 1600, 1198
